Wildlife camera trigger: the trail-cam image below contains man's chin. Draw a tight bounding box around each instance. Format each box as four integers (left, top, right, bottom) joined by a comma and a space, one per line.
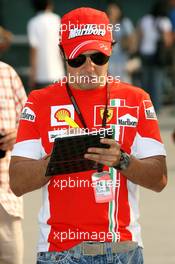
77, 83, 103, 90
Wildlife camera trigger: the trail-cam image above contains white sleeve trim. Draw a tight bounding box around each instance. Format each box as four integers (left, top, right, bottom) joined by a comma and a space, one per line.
131, 132, 166, 159
11, 139, 46, 160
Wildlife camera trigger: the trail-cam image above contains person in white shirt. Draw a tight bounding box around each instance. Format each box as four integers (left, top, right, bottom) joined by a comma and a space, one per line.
138, 0, 173, 113
107, 1, 136, 83
27, 0, 65, 90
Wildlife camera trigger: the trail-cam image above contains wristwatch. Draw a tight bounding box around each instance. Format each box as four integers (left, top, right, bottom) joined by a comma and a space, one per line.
113, 149, 131, 171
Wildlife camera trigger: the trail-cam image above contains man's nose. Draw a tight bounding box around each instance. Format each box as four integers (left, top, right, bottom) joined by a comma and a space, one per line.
83, 57, 95, 72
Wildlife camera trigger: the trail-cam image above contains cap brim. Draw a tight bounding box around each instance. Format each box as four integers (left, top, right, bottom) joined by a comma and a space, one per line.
64, 40, 112, 59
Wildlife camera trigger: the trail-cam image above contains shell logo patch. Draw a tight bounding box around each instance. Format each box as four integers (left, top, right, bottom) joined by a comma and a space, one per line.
51, 105, 74, 126
54, 108, 71, 122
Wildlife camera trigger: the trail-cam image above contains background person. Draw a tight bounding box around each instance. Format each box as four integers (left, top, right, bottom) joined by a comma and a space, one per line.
107, 1, 136, 83
0, 61, 27, 264
137, 0, 173, 113
0, 26, 13, 52
27, 0, 64, 90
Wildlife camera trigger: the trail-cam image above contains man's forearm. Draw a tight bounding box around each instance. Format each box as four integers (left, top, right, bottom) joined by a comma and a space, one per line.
9, 157, 49, 196
121, 155, 167, 192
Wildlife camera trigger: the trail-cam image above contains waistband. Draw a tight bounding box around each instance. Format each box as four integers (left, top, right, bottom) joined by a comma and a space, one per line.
38, 241, 138, 258
70, 241, 138, 256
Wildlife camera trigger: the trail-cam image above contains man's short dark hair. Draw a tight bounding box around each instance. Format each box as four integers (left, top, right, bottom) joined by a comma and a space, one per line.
31, 0, 52, 12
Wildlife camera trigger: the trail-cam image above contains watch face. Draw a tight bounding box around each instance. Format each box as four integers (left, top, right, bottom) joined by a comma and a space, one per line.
121, 152, 130, 170
114, 151, 130, 171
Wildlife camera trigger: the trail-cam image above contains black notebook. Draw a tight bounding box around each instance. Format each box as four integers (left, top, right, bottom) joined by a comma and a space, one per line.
45, 128, 113, 176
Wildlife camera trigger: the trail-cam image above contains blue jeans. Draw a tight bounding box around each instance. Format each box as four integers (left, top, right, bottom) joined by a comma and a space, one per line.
36, 245, 143, 264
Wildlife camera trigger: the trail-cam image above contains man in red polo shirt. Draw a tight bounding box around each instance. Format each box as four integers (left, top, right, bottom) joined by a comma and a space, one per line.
9, 7, 167, 264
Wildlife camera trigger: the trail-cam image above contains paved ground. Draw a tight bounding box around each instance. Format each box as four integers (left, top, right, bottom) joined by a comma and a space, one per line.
22, 106, 175, 264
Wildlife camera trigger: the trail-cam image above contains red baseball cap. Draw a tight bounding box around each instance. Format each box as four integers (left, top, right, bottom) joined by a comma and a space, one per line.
60, 7, 113, 59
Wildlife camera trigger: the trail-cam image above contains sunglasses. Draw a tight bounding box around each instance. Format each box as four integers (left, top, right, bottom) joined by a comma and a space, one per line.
66, 52, 110, 68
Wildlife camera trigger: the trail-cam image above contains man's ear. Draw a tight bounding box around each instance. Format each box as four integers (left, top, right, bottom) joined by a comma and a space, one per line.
110, 40, 116, 55
59, 45, 65, 59
111, 40, 116, 47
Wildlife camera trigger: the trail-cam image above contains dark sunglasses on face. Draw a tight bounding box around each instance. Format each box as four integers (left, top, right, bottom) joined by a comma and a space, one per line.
65, 52, 110, 68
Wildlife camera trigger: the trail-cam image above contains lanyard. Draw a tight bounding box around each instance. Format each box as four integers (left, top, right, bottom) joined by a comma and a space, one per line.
65, 82, 110, 129
65, 82, 110, 173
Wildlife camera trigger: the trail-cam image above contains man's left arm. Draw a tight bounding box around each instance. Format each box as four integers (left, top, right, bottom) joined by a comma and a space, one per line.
84, 138, 167, 192
85, 92, 167, 193
119, 154, 167, 192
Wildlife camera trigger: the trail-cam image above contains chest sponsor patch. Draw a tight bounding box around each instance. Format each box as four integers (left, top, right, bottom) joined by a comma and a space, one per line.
20, 107, 36, 122
51, 105, 74, 126
48, 129, 68, 142
94, 105, 117, 126
117, 106, 138, 127
143, 100, 157, 120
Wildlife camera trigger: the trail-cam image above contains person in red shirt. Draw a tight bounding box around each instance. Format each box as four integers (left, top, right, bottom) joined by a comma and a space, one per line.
9, 7, 167, 264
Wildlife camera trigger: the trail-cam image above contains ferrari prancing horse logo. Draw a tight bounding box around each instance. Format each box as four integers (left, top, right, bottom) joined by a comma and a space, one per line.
94, 106, 116, 126
100, 108, 114, 123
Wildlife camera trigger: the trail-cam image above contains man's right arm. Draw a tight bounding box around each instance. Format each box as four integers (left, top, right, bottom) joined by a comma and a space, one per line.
9, 156, 50, 197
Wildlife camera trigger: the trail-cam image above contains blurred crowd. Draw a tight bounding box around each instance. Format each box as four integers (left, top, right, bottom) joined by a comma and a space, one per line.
107, 0, 175, 114
0, 0, 175, 114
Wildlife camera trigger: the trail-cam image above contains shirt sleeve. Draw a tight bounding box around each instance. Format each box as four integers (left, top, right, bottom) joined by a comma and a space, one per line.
122, 18, 135, 36
159, 17, 172, 32
131, 92, 166, 159
11, 91, 45, 159
9, 66, 27, 126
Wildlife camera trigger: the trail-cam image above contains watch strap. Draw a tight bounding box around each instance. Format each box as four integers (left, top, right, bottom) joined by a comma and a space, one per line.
113, 149, 130, 171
